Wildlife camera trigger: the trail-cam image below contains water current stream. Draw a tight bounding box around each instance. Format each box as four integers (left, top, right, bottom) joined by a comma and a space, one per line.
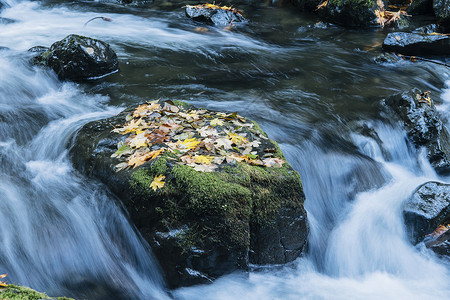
0, 0, 450, 299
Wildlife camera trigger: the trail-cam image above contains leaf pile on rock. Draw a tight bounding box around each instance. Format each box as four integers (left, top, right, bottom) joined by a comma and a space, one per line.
111, 100, 284, 173
375, 0, 409, 27
185, 3, 246, 26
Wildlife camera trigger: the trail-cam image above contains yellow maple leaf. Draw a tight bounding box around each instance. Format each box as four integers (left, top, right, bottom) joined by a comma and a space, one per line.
133, 104, 150, 117
194, 155, 214, 165
150, 174, 165, 191
210, 118, 224, 127
113, 118, 143, 134
179, 138, 201, 150
227, 132, 249, 146
127, 149, 163, 169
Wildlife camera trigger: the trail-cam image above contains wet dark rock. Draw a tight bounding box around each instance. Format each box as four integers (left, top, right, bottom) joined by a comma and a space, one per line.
70, 101, 308, 289
28, 46, 50, 64
318, 0, 382, 27
382, 32, 450, 56
185, 5, 246, 26
433, 0, 450, 32
404, 182, 450, 243
374, 52, 401, 63
28, 46, 50, 54
412, 24, 440, 34
407, 0, 434, 15
250, 206, 308, 264
383, 89, 450, 175
289, 0, 322, 11
404, 181, 450, 256
32, 34, 119, 81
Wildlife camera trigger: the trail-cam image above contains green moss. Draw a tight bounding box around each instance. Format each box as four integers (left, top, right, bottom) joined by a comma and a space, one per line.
0, 284, 74, 300
172, 100, 191, 108
129, 153, 303, 252
328, 0, 377, 7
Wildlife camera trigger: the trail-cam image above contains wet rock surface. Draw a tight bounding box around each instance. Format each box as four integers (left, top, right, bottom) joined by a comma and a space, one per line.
404, 181, 450, 257
185, 4, 246, 26
383, 89, 450, 175
71, 101, 308, 289
433, 0, 450, 32
31, 34, 118, 81
319, 0, 381, 27
382, 32, 450, 56
404, 182, 450, 243
407, 0, 434, 15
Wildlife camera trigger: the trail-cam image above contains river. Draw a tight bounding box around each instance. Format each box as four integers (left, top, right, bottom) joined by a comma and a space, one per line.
0, 0, 449, 299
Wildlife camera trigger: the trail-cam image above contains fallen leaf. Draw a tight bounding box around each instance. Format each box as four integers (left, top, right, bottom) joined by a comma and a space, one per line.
194, 155, 215, 165
150, 174, 165, 191
128, 132, 148, 149
210, 118, 224, 127
193, 163, 217, 172
262, 157, 285, 168
227, 132, 249, 146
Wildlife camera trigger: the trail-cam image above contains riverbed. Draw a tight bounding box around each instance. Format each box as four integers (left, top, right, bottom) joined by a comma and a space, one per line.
0, 1, 449, 299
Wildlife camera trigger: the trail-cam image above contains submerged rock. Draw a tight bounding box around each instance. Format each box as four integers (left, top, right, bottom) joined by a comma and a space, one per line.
383, 89, 450, 175
185, 4, 246, 26
0, 284, 74, 300
382, 32, 450, 56
71, 100, 308, 288
404, 181, 450, 256
31, 34, 118, 81
433, 0, 450, 32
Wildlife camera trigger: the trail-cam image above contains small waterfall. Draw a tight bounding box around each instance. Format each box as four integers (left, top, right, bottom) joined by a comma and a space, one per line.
0, 45, 168, 300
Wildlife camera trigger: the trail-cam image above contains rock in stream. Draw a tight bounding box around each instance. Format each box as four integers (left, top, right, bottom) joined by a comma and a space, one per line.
31, 34, 119, 81
70, 100, 308, 288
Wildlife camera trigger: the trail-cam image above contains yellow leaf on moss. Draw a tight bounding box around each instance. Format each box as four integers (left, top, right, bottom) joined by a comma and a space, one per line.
150, 174, 165, 191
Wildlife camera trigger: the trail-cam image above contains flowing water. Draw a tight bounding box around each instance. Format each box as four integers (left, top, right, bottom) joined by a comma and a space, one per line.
1, 0, 450, 299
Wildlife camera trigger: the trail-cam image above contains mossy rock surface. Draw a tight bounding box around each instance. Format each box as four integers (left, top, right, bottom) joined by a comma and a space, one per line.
0, 284, 73, 300
319, 0, 382, 27
70, 101, 308, 288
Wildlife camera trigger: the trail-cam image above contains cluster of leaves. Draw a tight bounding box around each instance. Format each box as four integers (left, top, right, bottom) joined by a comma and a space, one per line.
375, 0, 409, 27
111, 100, 284, 178
0, 274, 6, 288
415, 90, 432, 106
185, 3, 244, 16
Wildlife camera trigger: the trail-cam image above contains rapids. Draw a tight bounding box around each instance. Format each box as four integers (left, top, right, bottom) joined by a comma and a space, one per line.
0, 0, 449, 299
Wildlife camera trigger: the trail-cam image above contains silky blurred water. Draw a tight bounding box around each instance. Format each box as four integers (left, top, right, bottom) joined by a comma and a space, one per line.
1, 0, 450, 299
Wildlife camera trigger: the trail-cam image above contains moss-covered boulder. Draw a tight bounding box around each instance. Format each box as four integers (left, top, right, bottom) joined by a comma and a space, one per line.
70, 100, 308, 288
0, 284, 74, 300
31, 34, 118, 82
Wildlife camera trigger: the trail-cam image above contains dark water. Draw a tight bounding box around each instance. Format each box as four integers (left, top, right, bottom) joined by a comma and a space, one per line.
1, 0, 450, 299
